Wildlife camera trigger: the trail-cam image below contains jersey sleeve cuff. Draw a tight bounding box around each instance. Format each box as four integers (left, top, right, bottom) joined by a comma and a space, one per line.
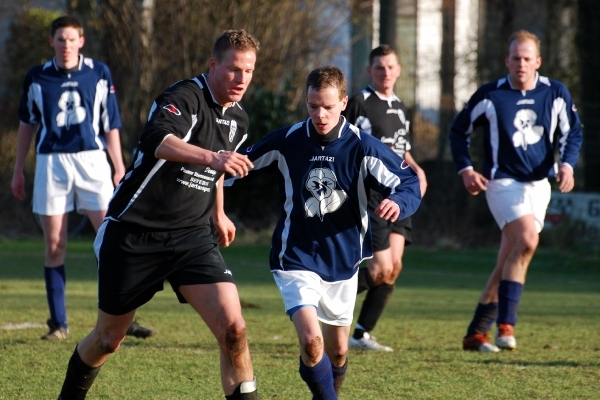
457, 166, 473, 175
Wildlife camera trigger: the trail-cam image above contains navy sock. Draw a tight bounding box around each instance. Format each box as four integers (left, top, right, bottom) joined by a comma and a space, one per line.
465, 302, 498, 337
332, 359, 348, 395
299, 354, 337, 400
356, 268, 374, 295
58, 346, 101, 400
356, 283, 394, 333
498, 280, 524, 326
44, 265, 67, 329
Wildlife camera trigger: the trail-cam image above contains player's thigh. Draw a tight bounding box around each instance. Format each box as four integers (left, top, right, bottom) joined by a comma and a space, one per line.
322, 323, 351, 356
33, 153, 75, 215
72, 150, 114, 212
178, 282, 244, 336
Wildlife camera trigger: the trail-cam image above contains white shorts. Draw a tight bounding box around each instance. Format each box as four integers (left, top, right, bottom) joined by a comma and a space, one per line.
33, 150, 114, 216
485, 178, 551, 233
272, 269, 358, 327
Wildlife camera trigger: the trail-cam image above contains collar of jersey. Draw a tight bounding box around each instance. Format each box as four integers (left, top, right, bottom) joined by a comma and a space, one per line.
367, 85, 400, 102
52, 54, 84, 72
199, 73, 239, 111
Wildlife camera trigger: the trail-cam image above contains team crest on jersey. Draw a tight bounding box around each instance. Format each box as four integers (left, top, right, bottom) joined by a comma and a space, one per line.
229, 120, 237, 142
304, 168, 347, 221
512, 109, 543, 150
163, 104, 181, 115
56, 90, 86, 132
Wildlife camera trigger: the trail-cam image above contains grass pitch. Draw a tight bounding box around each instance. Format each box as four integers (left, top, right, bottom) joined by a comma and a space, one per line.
0, 240, 599, 399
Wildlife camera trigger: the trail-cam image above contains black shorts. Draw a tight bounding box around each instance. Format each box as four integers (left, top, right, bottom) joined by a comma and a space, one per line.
95, 220, 234, 315
369, 191, 413, 252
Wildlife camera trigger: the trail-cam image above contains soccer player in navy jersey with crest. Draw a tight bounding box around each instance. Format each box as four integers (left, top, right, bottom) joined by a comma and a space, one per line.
343, 45, 427, 352
450, 30, 583, 352
11, 16, 153, 341
56, 30, 259, 399
225, 65, 421, 399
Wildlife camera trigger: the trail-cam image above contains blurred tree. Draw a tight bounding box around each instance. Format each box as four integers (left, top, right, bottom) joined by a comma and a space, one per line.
0, 8, 61, 130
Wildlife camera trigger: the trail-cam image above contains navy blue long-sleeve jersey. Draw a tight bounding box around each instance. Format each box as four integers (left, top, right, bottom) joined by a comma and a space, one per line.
449, 74, 582, 181
224, 117, 421, 282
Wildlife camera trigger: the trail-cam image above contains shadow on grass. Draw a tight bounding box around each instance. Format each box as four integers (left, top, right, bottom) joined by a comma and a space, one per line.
477, 359, 600, 368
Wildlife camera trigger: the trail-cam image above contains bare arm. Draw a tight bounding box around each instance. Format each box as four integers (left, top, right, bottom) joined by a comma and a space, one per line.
104, 128, 126, 187
11, 122, 36, 200
403, 151, 427, 198
155, 135, 253, 176
212, 175, 236, 247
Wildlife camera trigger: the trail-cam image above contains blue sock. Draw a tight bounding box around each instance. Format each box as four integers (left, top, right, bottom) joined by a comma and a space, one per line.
299, 354, 337, 400
498, 280, 524, 326
465, 302, 498, 337
44, 265, 67, 329
332, 358, 347, 395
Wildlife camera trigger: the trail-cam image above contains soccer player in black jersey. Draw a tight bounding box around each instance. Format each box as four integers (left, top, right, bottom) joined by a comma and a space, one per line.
343, 45, 427, 351
57, 30, 259, 400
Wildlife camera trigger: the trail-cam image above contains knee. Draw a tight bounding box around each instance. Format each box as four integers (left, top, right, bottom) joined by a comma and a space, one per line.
517, 233, 539, 256
96, 330, 125, 355
222, 319, 248, 357
301, 335, 324, 364
46, 238, 67, 259
327, 346, 347, 366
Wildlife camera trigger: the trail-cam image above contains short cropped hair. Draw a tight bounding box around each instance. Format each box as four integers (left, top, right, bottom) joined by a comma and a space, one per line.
369, 44, 397, 66
50, 16, 83, 38
212, 30, 260, 62
305, 65, 347, 100
508, 30, 541, 56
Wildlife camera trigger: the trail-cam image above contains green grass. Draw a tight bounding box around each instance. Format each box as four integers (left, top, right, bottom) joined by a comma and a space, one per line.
0, 240, 599, 399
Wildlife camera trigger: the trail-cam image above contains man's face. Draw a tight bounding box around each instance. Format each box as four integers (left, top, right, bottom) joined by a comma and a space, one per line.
505, 39, 541, 90
209, 49, 256, 107
50, 27, 84, 69
367, 53, 400, 95
306, 86, 348, 135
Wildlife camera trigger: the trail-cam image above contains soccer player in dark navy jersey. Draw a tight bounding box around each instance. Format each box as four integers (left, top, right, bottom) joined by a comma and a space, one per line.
56, 30, 260, 400
343, 45, 427, 352
225, 65, 421, 399
450, 30, 583, 352
11, 15, 153, 341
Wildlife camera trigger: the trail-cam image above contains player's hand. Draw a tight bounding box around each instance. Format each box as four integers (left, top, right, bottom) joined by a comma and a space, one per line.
213, 214, 236, 247
460, 169, 488, 195
374, 199, 401, 222
556, 164, 575, 193
11, 171, 26, 201
210, 151, 254, 177
113, 165, 126, 187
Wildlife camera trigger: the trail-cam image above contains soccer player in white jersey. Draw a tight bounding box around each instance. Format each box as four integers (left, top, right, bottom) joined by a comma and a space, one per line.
11, 16, 153, 341
225, 65, 421, 399
450, 30, 583, 352
343, 45, 427, 352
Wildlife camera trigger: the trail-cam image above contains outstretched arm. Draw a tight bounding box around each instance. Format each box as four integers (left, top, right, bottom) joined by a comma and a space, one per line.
156, 135, 254, 176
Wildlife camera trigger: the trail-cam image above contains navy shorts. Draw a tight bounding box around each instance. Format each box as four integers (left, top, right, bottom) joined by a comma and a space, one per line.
95, 220, 234, 315
368, 191, 413, 252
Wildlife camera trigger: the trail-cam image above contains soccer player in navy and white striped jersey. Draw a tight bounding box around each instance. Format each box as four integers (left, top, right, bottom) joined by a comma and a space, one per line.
11, 15, 152, 342
450, 30, 583, 352
225, 65, 421, 399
